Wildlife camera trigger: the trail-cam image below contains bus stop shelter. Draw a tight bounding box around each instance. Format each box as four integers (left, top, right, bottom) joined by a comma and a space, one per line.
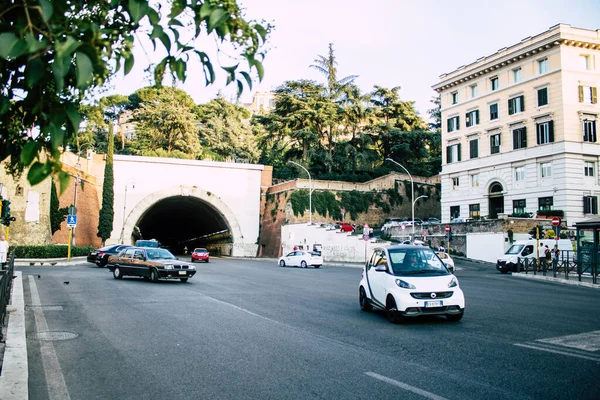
574, 217, 600, 284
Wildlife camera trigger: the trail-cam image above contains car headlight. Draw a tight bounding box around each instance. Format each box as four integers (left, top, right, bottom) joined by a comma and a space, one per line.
448, 276, 458, 288
395, 279, 416, 289
164, 264, 174, 270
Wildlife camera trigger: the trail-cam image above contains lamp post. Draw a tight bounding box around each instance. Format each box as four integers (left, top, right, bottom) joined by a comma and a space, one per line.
413, 195, 428, 234
120, 179, 136, 243
385, 158, 415, 237
288, 161, 312, 225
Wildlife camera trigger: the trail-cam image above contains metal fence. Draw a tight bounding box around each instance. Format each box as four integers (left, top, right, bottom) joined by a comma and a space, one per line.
0, 250, 15, 341
518, 250, 599, 284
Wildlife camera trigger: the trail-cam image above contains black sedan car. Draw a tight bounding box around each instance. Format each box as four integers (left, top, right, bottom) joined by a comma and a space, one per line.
106, 247, 197, 282
87, 244, 132, 267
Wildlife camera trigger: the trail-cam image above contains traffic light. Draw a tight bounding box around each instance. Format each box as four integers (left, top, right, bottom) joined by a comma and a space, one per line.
448, 232, 454, 242
1, 199, 14, 226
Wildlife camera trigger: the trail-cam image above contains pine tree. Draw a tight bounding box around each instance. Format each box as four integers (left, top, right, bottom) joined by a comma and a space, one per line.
97, 123, 115, 245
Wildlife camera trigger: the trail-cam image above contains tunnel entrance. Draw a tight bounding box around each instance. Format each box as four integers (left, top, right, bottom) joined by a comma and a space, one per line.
132, 195, 232, 253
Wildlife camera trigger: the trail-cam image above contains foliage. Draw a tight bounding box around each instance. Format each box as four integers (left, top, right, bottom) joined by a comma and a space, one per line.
509, 212, 534, 218
0, 0, 270, 187
13, 245, 94, 258
546, 230, 556, 239
528, 225, 546, 239
50, 180, 69, 235
97, 124, 114, 244
536, 209, 564, 217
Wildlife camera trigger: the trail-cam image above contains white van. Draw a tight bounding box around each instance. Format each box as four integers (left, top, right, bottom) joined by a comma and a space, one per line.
496, 239, 574, 273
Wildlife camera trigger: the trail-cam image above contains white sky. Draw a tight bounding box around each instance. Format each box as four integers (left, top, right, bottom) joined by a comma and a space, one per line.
108, 0, 600, 120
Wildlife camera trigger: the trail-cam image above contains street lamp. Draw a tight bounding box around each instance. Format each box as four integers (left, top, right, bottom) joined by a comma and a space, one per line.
385, 158, 415, 237
288, 160, 312, 225
120, 179, 136, 243
413, 195, 428, 231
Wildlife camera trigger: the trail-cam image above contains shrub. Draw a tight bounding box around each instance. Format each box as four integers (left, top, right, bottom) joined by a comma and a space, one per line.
509, 212, 534, 218
13, 245, 95, 258
536, 209, 564, 217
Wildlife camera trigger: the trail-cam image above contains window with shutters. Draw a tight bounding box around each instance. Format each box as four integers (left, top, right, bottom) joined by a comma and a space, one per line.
512, 68, 522, 83
537, 87, 548, 107
538, 196, 553, 211
469, 204, 480, 218
489, 103, 498, 120
471, 174, 479, 187
490, 133, 501, 154
466, 110, 479, 127
469, 138, 479, 159
447, 116, 460, 132
452, 177, 460, 190
584, 196, 598, 214
579, 85, 597, 104
490, 77, 499, 91
536, 121, 554, 145
585, 161, 595, 177
447, 143, 461, 163
451, 92, 458, 104
513, 127, 527, 149
508, 95, 525, 115
515, 166, 525, 182
450, 206, 460, 219
538, 58, 549, 74
541, 162, 552, 178
583, 119, 597, 142
513, 199, 526, 214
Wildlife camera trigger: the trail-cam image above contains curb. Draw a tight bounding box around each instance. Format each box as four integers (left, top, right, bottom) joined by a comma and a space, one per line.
14, 257, 87, 267
0, 271, 28, 400
511, 272, 600, 289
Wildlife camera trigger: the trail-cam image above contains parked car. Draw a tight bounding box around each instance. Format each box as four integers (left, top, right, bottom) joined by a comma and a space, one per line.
401, 240, 427, 246
436, 251, 455, 272
106, 247, 196, 282
87, 244, 132, 267
358, 244, 465, 323
382, 218, 405, 232
339, 223, 356, 232
135, 239, 161, 248
426, 217, 441, 224
451, 217, 471, 223
278, 250, 323, 268
191, 248, 210, 263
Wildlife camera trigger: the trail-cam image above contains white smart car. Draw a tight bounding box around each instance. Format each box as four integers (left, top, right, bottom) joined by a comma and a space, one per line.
278, 250, 323, 268
358, 245, 465, 323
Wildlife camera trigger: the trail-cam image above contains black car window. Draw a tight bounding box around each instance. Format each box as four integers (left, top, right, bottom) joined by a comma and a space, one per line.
133, 250, 144, 260
121, 249, 136, 259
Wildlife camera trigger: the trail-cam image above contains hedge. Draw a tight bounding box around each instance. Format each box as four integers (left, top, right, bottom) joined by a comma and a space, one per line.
12, 245, 95, 258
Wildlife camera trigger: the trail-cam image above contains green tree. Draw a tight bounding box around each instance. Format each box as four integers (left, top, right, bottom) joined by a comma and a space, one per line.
97, 125, 114, 245
50, 180, 69, 235
310, 43, 358, 100
1, 0, 270, 188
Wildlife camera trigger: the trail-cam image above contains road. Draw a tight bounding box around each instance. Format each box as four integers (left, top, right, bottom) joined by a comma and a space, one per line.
18, 257, 600, 400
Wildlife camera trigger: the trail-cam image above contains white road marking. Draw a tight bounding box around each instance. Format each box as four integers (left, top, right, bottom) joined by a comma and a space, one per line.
536, 330, 600, 352
514, 343, 600, 362
28, 276, 71, 400
365, 371, 450, 400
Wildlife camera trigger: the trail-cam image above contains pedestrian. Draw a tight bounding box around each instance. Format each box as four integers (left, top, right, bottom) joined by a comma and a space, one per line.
293, 245, 298, 251
544, 245, 551, 271
551, 244, 560, 272
0, 235, 9, 267
183, 246, 188, 255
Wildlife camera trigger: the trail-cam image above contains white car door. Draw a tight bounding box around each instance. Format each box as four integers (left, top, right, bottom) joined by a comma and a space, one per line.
366, 250, 389, 307
290, 251, 303, 266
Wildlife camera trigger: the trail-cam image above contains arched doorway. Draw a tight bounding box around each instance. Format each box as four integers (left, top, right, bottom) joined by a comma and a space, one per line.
488, 182, 504, 219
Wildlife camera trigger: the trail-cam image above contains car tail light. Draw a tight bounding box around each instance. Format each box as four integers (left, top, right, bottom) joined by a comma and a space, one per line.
98, 252, 105, 257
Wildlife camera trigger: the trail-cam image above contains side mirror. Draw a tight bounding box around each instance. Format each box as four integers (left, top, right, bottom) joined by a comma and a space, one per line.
375, 265, 387, 272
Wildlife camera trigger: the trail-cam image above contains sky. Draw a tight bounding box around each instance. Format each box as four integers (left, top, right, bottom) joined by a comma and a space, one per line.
107, 0, 600, 121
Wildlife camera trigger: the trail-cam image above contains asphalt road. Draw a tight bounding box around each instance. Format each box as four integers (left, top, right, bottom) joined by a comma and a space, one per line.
18, 257, 600, 400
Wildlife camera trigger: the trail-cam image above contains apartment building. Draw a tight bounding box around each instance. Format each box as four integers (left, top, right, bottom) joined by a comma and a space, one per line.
432, 24, 599, 225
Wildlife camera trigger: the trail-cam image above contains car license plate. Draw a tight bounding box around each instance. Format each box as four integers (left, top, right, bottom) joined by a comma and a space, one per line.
178, 271, 186, 275
424, 301, 442, 308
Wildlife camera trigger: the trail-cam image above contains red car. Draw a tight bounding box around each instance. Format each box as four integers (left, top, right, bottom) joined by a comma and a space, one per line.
339, 223, 355, 232
191, 248, 210, 263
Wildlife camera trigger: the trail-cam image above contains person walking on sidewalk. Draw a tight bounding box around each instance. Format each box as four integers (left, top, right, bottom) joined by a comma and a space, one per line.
0, 235, 9, 267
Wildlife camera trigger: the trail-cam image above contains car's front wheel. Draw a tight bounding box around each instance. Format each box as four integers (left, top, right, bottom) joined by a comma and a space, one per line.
180, 278, 188, 283
386, 297, 404, 324
314, 265, 320, 269
446, 311, 464, 322
113, 267, 123, 280
359, 287, 372, 311
150, 268, 159, 282
300, 261, 307, 268
279, 260, 286, 267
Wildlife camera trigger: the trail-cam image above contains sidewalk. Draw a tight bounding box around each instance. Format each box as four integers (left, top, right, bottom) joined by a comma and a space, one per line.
13, 256, 87, 267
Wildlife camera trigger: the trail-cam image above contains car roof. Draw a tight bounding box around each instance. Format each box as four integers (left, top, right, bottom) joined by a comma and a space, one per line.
377, 244, 429, 251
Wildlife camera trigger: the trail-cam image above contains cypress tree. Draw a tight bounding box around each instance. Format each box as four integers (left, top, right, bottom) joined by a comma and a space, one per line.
50, 180, 69, 235
97, 123, 115, 245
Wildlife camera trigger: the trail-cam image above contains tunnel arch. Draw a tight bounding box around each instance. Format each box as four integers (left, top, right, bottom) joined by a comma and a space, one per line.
121, 185, 243, 248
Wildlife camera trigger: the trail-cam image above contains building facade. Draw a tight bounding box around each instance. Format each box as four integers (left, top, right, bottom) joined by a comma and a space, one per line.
433, 24, 599, 225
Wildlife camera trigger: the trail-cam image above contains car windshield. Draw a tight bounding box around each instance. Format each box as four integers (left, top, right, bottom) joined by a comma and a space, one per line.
505, 244, 524, 255
388, 248, 449, 276
99, 245, 117, 251
146, 248, 176, 260
194, 248, 207, 253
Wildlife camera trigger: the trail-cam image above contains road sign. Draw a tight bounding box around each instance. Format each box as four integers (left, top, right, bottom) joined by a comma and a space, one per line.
551, 217, 561, 227
67, 215, 77, 227
445, 225, 451, 233
363, 234, 370, 241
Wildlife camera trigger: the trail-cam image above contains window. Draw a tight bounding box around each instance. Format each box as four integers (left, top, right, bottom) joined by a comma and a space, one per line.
469, 138, 479, 159
585, 161, 595, 177
450, 206, 460, 219
451, 92, 458, 104
536, 121, 554, 145
583, 119, 597, 142
452, 177, 460, 189
513, 199, 526, 214
513, 127, 527, 149
581, 55, 591, 70
447, 143, 461, 163
447, 116, 460, 132
490, 133, 501, 154
541, 162, 552, 178
15, 186, 24, 196
537, 88, 548, 107
584, 196, 598, 214
470, 85, 478, 98
538, 58, 548, 74
490, 77, 499, 91
466, 110, 479, 127
513, 68, 522, 83
508, 95, 525, 114
538, 197, 553, 211
469, 204, 480, 218
471, 174, 479, 187
490, 103, 498, 120
515, 166, 525, 182
579, 86, 598, 104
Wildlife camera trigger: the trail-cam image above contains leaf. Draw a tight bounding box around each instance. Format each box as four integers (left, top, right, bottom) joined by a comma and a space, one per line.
124, 53, 135, 74
58, 171, 71, 194
236, 80, 243, 98
199, 3, 213, 19
169, 0, 186, 19
75, 51, 93, 88
27, 162, 52, 186
49, 122, 65, 150
0, 33, 23, 59
169, 18, 184, 27
208, 8, 228, 33
128, 0, 148, 24
252, 59, 264, 81
254, 24, 267, 43
240, 71, 252, 91
38, 0, 54, 22
65, 103, 81, 132
25, 58, 44, 88
0, 96, 9, 115
25, 32, 48, 53
147, 8, 160, 25
20, 141, 40, 166
175, 59, 186, 82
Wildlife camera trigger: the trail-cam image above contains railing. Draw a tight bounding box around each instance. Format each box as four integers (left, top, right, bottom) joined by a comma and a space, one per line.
0, 250, 15, 341
517, 250, 599, 284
